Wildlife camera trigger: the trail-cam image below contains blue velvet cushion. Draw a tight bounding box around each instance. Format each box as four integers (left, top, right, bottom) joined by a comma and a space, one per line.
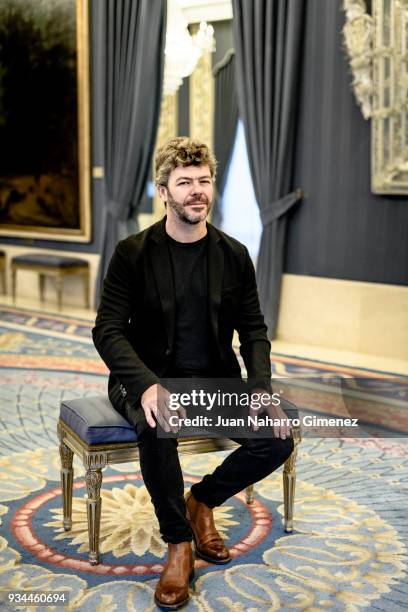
60, 396, 138, 445
12, 254, 88, 268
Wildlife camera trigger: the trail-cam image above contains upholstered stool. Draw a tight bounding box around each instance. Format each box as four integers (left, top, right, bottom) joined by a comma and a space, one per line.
11, 254, 90, 309
58, 396, 301, 565
0, 251, 5, 294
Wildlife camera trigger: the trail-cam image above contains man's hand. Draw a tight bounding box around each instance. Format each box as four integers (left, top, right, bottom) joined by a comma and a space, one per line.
250, 389, 291, 439
141, 384, 186, 433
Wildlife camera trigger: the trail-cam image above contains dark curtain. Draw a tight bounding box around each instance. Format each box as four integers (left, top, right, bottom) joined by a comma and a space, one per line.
94, 0, 166, 299
212, 50, 238, 227
232, 0, 305, 338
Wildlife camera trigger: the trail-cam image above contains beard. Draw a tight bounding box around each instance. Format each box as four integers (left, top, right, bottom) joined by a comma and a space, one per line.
166, 189, 212, 225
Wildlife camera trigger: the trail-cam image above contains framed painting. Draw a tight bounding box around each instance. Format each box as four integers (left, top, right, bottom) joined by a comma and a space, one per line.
0, 0, 91, 241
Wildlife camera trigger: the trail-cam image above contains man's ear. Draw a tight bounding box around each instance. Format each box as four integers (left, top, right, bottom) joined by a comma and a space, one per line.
157, 185, 167, 203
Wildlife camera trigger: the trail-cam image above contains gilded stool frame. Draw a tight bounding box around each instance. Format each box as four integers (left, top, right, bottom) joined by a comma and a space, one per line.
57, 419, 301, 565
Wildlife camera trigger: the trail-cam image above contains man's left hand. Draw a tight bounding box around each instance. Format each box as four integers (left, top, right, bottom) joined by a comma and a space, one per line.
250, 389, 291, 439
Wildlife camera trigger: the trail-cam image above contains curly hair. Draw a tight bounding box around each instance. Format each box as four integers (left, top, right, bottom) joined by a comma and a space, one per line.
155, 136, 217, 187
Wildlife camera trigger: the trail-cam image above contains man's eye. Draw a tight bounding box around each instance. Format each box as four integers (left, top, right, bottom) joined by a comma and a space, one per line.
178, 182, 188, 186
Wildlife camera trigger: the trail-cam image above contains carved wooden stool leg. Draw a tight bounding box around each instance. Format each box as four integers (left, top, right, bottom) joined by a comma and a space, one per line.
56, 275, 63, 310
83, 270, 90, 309
245, 484, 254, 504
283, 446, 298, 532
59, 441, 74, 531
85, 468, 102, 565
11, 267, 17, 303
39, 274, 46, 302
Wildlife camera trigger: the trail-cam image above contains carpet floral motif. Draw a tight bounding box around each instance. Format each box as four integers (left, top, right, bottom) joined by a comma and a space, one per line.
46, 484, 237, 559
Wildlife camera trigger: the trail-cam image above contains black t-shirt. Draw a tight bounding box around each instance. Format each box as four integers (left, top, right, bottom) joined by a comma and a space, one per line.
166, 233, 214, 375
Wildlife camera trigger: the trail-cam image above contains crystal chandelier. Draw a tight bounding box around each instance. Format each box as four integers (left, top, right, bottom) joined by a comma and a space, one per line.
163, 0, 215, 95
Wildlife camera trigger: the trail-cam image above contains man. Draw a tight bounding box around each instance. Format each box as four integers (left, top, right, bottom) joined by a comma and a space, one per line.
93, 137, 293, 610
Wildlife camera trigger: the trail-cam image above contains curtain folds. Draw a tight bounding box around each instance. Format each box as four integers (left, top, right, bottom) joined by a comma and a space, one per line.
94, 0, 166, 300
232, 0, 305, 338
212, 50, 238, 228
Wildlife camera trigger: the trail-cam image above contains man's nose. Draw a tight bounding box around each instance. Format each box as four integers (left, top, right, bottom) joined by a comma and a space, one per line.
190, 180, 204, 193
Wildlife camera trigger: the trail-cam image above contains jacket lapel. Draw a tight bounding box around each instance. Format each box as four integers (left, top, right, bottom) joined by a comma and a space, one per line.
150, 218, 175, 349
207, 224, 224, 342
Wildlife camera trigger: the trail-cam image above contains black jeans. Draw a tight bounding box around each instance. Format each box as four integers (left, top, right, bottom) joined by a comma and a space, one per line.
125, 401, 294, 544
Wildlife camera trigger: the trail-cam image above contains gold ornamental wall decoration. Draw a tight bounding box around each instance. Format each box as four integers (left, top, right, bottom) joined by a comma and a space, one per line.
152, 94, 178, 221
343, 0, 408, 194
190, 46, 215, 151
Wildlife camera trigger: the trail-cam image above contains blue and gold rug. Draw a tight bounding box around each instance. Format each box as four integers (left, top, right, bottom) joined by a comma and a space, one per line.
0, 306, 407, 610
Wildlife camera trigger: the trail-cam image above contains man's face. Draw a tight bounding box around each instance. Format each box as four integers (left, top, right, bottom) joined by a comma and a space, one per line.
159, 164, 213, 225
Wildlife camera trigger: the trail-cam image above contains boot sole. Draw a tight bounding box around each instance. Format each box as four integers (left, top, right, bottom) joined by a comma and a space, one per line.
193, 542, 231, 564
154, 569, 195, 610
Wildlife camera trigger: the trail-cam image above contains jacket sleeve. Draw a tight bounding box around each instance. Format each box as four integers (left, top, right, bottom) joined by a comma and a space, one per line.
92, 239, 159, 405
235, 247, 272, 393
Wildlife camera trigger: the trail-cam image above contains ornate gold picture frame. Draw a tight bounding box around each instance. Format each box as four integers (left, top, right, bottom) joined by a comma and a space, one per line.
0, 0, 91, 241
371, 0, 408, 194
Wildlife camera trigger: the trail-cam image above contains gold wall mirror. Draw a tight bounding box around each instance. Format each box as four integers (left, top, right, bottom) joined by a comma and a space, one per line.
344, 0, 408, 194
371, 0, 408, 194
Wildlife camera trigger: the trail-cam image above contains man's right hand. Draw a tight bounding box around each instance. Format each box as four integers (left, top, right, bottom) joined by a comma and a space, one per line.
141, 383, 186, 433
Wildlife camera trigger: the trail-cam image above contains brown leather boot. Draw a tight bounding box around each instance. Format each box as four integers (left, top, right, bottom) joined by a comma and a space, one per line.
154, 541, 194, 610
185, 491, 231, 564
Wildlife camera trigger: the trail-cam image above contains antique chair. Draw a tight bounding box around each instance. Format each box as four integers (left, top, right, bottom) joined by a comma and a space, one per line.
57, 395, 301, 565
11, 254, 90, 309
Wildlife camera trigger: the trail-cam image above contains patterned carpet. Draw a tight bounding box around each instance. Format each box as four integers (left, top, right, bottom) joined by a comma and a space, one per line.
0, 305, 407, 611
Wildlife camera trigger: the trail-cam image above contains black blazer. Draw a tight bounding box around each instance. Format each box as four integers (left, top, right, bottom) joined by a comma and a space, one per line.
93, 217, 271, 410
